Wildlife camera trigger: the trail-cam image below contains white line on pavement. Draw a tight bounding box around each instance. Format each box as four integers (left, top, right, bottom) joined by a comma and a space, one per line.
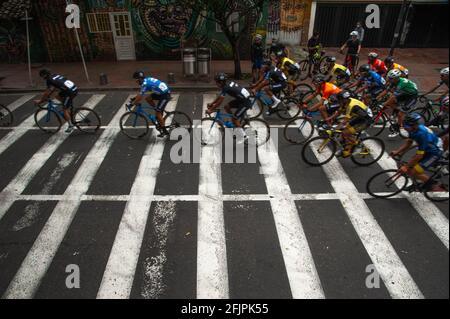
97, 95, 180, 299
5, 95, 35, 113
2, 95, 131, 299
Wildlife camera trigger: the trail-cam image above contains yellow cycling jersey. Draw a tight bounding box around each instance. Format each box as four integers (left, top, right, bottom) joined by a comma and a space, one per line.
280, 57, 297, 70
343, 98, 369, 119
332, 63, 351, 77
391, 63, 409, 75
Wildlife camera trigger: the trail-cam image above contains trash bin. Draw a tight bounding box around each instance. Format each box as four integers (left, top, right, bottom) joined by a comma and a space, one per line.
197, 48, 211, 77
183, 48, 196, 76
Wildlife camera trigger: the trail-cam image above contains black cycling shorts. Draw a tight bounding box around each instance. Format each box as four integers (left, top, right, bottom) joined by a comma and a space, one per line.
151, 93, 171, 112
349, 117, 371, 131
395, 94, 418, 113
229, 99, 252, 121
270, 82, 287, 94
58, 90, 77, 109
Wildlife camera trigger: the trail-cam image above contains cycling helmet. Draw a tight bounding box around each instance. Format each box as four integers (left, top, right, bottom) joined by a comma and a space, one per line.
338, 91, 352, 100
368, 52, 378, 59
326, 56, 337, 63
255, 34, 263, 40
350, 31, 358, 37
133, 71, 145, 79
39, 69, 51, 78
384, 56, 395, 65
404, 113, 422, 126
442, 95, 449, 107
387, 69, 402, 80
214, 72, 228, 83
312, 74, 326, 85
440, 67, 449, 76
359, 64, 371, 73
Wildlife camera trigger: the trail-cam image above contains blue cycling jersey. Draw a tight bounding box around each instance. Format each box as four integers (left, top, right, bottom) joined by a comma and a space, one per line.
409, 125, 443, 157
140, 77, 171, 95
361, 71, 386, 89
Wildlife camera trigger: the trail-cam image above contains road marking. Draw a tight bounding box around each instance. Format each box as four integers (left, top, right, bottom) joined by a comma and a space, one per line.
2, 95, 131, 299
5, 95, 35, 113
257, 137, 325, 299
0, 95, 105, 222
307, 134, 424, 299
97, 95, 180, 299
197, 94, 229, 299
365, 139, 449, 249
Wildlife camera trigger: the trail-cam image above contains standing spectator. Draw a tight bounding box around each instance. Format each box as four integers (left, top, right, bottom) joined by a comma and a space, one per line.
251, 34, 265, 83
355, 21, 365, 43
340, 31, 361, 74
307, 31, 322, 75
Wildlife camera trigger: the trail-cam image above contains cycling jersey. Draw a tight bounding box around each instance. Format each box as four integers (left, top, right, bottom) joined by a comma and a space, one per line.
369, 59, 388, 75
361, 71, 386, 89
390, 63, 409, 76
140, 77, 171, 95
264, 66, 288, 84
343, 98, 371, 120
332, 64, 351, 77
220, 81, 251, 101
319, 82, 342, 99
46, 74, 78, 96
409, 125, 443, 157
393, 78, 418, 96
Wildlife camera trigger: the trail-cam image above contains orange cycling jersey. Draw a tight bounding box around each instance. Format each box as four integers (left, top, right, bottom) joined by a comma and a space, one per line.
319, 82, 342, 99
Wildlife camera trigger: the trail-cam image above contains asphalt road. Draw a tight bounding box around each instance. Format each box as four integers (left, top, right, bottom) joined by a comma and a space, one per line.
0, 92, 448, 299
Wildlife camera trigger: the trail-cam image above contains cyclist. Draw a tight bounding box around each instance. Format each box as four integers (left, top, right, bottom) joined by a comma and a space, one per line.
131, 71, 171, 138
378, 69, 419, 138
307, 31, 322, 75
269, 38, 289, 61
368, 52, 387, 76
324, 56, 351, 87
421, 67, 449, 103
251, 60, 287, 115
332, 91, 373, 158
301, 75, 342, 126
390, 113, 445, 190
251, 34, 265, 83
384, 56, 409, 78
430, 95, 449, 153
207, 73, 252, 140
347, 64, 386, 106
34, 69, 78, 133
276, 53, 300, 81
339, 31, 361, 74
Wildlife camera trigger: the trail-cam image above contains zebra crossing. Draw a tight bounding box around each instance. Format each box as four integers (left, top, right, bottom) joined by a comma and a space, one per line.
0, 92, 448, 299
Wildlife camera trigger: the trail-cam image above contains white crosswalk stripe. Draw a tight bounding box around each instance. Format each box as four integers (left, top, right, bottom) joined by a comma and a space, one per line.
0, 93, 447, 299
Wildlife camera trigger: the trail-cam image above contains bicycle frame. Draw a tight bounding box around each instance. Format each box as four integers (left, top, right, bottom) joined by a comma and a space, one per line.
127, 103, 159, 125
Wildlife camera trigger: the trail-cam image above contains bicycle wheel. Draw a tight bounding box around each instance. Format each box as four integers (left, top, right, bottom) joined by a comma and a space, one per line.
242, 119, 270, 147
294, 84, 314, 101
72, 107, 101, 134
0, 104, 13, 127
298, 60, 310, 80
277, 98, 301, 120
196, 118, 224, 146
366, 169, 409, 199
351, 137, 385, 166
34, 108, 62, 133
302, 136, 337, 166
120, 112, 149, 139
283, 116, 315, 144
424, 172, 449, 202
247, 98, 264, 119
370, 112, 387, 137
319, 56, 329, 74
165, 111, 192, 138
414, 107, 432, 123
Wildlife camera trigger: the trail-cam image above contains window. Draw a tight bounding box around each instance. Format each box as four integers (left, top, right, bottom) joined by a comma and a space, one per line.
216, 12, 239, 33
87, 13, 112, 33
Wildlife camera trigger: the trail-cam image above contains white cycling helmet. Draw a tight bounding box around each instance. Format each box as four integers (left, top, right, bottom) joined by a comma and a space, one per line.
440, 67, 449, 76
368, 52, 379, 59
350, 31, 358, 36
442, 95, 449, 107
388, 69, 402, 79
255, 34, 263, 40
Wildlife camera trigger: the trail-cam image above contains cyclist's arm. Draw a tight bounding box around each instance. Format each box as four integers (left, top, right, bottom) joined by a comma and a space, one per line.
391, 139, 414, 157
35, 88, 55, 105
340, 43, 347, 53
357, 44, 361, 55
355, 83, 368, 94
253, 79, 269, 92
208, 95, 225, 111
132, 94, 145, 106
421, 83, 442, 97
302, 91, 319, 104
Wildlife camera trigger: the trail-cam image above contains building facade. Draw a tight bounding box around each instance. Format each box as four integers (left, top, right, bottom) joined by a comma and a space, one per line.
0, 0, 448, 63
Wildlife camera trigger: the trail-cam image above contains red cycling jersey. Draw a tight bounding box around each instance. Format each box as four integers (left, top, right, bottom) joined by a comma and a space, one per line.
369, 59, 388, 75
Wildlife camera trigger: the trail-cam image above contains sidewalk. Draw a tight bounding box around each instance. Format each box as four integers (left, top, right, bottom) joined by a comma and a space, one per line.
0, 48, 448, 93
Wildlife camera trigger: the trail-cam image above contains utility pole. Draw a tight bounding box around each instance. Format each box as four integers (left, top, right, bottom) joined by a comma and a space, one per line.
390, 0, 409, 56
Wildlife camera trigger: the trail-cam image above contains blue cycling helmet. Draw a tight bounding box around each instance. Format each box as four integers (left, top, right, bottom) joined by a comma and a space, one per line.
404, 113, 422, 126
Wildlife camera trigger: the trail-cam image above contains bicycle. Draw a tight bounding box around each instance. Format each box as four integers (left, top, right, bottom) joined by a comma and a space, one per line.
248, 90, 302, 120
301, 125, 385, 167
119, 100, 192, 140
342, 53, 360, 76
0, 104, 13, 127
197, 109, 270, 147
34, 99, 101, 134
298, 46, 328, 81
370, 103, 409, 138
366, 155, 449, 202
283, 109, 325, 145
415, 96, 449, 130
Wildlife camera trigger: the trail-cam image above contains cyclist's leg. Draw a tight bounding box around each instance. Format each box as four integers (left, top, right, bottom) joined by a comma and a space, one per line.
147, 93, 169, 131
398, 94, 418, 127
411, 155, 441, 185
60, 91, 76, 124
320, 102, 339, 126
